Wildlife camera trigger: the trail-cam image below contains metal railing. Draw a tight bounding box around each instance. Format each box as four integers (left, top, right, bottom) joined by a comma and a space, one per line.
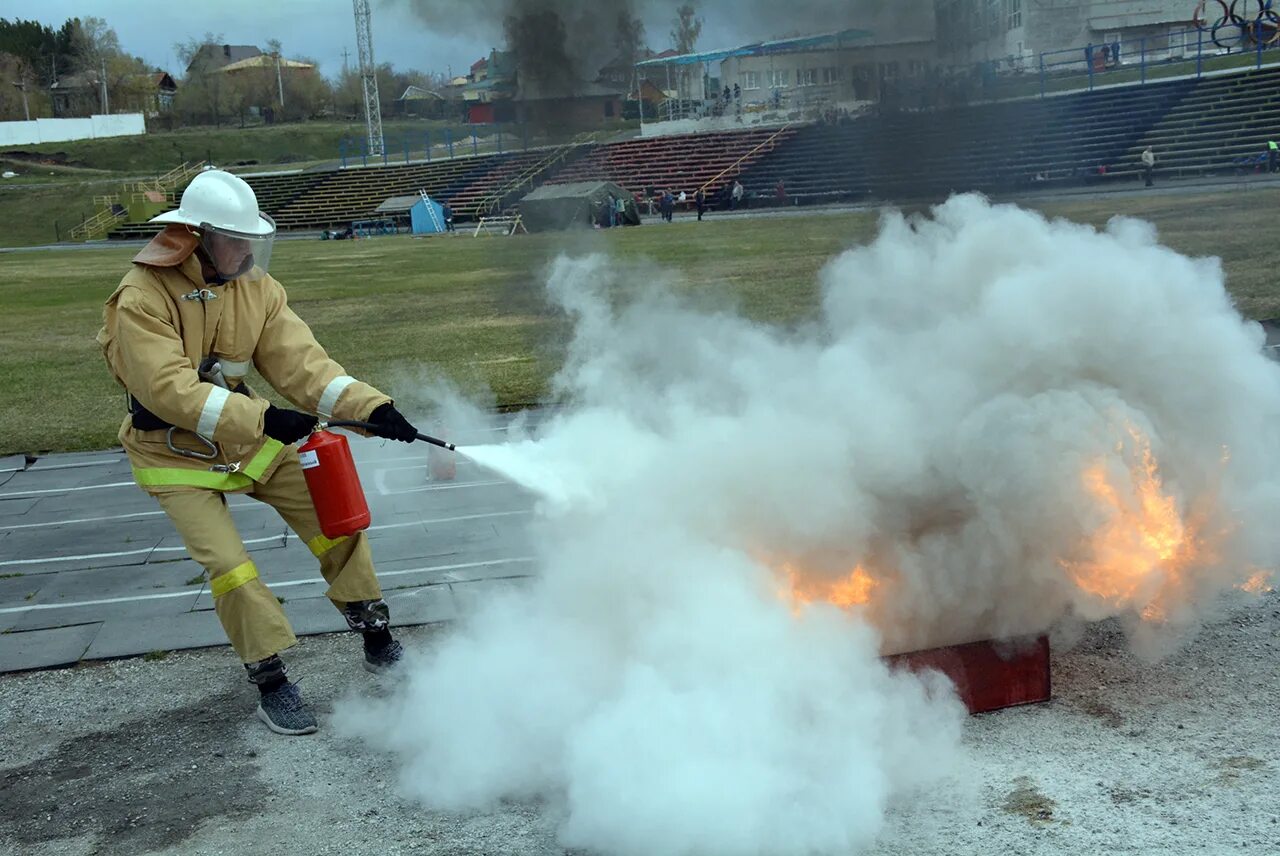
696, 124, 792, 196
963, 19, 1280, 103
475, 132, 596, 216
69, 206, 128, 241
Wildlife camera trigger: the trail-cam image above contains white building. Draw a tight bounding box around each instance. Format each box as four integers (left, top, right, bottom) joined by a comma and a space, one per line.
936, 0, 1197, 69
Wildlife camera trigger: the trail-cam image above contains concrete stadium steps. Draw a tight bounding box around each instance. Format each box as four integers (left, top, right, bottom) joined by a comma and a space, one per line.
444, 149, 562, 219
738, 76, 1196, 201
548, 127, 793, 200
1103, 66, 1280, 181
244, 171, 330, 217
266, 155, 502, 231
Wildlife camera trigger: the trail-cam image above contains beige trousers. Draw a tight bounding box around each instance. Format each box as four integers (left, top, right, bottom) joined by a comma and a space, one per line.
155, 449, 382, 663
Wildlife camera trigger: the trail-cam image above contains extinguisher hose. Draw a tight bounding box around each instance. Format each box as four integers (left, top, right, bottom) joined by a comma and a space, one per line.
322, 420, 457, 451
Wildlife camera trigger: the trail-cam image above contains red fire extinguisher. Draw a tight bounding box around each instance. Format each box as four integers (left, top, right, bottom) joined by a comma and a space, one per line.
298, 429, 371, 539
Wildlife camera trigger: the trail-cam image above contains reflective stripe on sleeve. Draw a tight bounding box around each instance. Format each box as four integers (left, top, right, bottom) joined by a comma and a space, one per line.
131, 466, 253, 491
318, 375, 357, 417
211, 560, 259, 598
198, 386, 230, 438
219, 358, 252, 376
306, 533, 349, 557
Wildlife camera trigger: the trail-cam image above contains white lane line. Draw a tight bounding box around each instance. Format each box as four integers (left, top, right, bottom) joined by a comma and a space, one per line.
0, 480, 138, 499
0, 502, 269, 532
0, 479, 518, 531
0, 556, 537, 615
0, 532, 285, 567
386, 479, 511, 496
0, 510, 532, 565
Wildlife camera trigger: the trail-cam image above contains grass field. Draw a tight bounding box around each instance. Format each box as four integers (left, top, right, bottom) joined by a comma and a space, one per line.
2, 188, 1278, 456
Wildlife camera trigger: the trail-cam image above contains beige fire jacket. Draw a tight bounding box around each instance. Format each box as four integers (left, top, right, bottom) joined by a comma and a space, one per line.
98, 226, 390, 494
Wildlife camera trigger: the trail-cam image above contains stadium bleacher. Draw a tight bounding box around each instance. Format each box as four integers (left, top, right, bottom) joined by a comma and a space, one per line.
103, 65, 1280, 240
738, 77, 1196, 202
547, 126, 794, 204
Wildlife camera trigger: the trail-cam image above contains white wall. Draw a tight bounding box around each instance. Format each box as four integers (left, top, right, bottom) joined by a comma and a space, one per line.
0, 113, 146, 146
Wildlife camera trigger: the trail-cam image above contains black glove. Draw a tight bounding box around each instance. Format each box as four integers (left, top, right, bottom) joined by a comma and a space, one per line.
262, 405, 318, 444
367, 402, 418, 443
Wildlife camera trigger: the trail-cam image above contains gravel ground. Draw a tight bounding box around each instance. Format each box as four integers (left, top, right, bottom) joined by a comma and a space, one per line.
1, 587, 1277, 856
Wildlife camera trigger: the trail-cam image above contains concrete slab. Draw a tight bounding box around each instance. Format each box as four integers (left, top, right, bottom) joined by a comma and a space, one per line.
0, 454, 28, 474
0, 622, 101, 671
25, 450, 126, 470
385, 584, 459, 626
84, 610, 228, 660
8, 588, 203, 633
0, 497, 39, 518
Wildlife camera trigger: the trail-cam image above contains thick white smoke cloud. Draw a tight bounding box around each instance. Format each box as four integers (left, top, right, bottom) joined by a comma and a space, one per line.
339, 195, 1280, 854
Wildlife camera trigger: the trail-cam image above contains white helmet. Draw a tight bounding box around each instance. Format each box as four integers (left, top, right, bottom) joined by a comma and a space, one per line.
151, 169, 276, 281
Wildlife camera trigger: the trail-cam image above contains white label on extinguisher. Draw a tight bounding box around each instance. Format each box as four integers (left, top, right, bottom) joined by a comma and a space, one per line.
298, 450, 320, 470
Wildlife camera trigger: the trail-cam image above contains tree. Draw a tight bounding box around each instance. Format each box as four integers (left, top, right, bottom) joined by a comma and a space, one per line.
671, 4, 703, 54
669, 4, 703, 100
69, 16, 120, 77
613, 11, 646, 71
174, 32, 229, 126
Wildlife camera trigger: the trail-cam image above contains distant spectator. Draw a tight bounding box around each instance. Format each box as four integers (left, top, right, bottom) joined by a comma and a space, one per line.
733, 83, 741, 101
695, 188, 706, 221
1269, 139, 1278, 173
614, 193, 627, 226
731, 180, 745, 210
644, 184, 655, 215
775, 179, 788, 206
661, 190, 675, 222
678, 190, 687, 206
723, 85, 731, 103
1141, 146, 1155, 187
442, 202, 455, 232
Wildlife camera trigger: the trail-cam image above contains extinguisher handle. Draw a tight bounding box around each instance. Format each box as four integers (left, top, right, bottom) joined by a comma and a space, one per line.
321, 420, 457, 452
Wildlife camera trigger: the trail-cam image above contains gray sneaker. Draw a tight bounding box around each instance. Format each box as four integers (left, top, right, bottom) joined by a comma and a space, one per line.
256, 681, 318, 735
364, 639, 404, 674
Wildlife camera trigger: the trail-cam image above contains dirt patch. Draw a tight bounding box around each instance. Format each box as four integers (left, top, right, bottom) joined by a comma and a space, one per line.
1001, 776, 1057, 825
1216, 755, 1267, 786
0, 687, 269, 855
1075, 696, 1125, 729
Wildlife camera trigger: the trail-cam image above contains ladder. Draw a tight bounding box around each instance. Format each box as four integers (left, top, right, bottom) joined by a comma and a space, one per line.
419, 189, 445, 232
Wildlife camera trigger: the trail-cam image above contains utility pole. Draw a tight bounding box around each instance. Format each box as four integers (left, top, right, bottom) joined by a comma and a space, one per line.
341, 47, 351, 75
353, 0, 384, 156
99, 56, 109, 114
275, 52, 285, 107
12, 79, 30, 121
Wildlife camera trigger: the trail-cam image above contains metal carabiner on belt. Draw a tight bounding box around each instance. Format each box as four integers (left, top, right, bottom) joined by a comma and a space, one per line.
165, 427, 219, 461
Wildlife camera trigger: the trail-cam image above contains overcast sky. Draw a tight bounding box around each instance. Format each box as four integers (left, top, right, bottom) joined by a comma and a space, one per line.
18, 1, 748, 80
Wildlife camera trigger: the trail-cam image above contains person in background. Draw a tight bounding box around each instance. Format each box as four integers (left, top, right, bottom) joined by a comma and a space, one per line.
731, 179, 745, 210
441, 201, 455, 232
1268, 139, 1278, 173
1141, 146, 1156, 187
775, 179, 788, 206
695, 187, 706, 222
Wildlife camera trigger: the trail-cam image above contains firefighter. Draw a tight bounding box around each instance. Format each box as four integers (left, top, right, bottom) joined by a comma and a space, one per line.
97, 169, 419, 735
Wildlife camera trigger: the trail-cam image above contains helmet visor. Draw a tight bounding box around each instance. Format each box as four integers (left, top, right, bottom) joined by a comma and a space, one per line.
200, 214, 276, 282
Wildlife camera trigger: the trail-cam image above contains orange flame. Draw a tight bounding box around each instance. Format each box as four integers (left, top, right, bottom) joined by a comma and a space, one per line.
776, 562, 878, 611
1065, 427, 1202, 619
1238, 570, 1274, 594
